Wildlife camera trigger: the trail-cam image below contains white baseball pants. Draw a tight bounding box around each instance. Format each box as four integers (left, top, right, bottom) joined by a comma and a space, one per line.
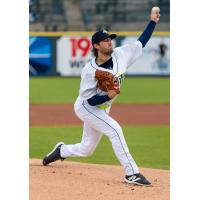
60, 100, 139, 176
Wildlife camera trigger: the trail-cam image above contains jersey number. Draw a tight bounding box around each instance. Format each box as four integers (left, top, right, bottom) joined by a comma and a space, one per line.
117, 74, 125, 85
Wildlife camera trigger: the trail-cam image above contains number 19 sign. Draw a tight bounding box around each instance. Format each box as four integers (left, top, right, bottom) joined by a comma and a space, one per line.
57, 36, 92, 76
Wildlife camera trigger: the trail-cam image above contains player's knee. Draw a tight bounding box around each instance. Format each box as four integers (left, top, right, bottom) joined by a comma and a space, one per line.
109, 121, 123, 134
105, 126, 123, 139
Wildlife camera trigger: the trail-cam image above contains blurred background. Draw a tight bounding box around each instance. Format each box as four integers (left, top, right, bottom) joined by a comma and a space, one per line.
29, 0, 169, 31
29, 0, 170, 77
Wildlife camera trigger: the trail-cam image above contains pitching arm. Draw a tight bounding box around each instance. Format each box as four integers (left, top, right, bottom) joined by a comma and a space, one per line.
137, 7, 160, 48
137, 21, 156, 48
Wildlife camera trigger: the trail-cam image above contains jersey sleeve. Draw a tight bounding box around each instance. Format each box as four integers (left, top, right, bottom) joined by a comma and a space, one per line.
87, 94, 110, 106
114, 40, 143, 69
79, 67, 97, 100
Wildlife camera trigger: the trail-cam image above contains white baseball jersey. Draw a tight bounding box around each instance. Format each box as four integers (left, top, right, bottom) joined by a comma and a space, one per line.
75, 40, 142, 108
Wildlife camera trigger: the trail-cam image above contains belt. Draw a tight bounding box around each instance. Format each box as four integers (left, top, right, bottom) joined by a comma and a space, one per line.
97, 105, 110, 109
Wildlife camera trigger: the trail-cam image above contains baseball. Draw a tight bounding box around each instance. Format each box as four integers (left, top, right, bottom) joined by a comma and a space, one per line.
152, 6, 160, 13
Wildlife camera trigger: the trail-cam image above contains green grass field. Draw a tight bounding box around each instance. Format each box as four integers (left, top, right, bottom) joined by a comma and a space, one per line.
30, 126, 169, 169
29, 77, 170, 104
29, 77, 170, 170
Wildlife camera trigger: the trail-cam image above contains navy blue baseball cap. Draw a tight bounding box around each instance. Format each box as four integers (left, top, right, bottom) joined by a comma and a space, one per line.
91, 30, 117, 45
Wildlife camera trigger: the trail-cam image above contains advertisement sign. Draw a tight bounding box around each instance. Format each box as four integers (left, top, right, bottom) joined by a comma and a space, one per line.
57, 35, 170, 76
123, 37, 170, 75
29, 37, 52, 76
57, 36, 92, 76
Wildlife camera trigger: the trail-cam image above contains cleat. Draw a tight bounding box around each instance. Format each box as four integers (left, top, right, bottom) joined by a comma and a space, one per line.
43, 142, 65, 166
124, 173, 151, 186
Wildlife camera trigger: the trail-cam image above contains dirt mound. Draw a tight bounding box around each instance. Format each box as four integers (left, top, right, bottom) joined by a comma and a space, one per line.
30, 159, 169, 200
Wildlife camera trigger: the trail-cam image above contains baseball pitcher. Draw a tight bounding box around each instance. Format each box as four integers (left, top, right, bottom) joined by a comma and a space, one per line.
43, 7, 160, 186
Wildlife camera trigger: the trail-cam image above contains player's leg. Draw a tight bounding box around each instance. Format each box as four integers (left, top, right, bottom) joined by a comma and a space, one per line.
60, 123, 102, 158
76, 101, 151, 185
98, 115, 151, 185
43, 122, 102, 165
99, 116, 139, 175
77, 101, 139, 176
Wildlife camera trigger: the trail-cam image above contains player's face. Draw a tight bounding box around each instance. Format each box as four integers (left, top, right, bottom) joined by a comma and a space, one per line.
98, 38, 113, 55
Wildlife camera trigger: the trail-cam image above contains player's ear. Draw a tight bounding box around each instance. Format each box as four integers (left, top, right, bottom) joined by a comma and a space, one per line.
93, 43, 100, 50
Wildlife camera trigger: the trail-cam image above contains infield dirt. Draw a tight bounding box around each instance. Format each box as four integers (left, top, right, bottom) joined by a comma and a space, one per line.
30, 159, 169, 200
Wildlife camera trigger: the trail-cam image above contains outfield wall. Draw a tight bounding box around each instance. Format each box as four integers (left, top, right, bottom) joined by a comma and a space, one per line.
29, 32, 170, 76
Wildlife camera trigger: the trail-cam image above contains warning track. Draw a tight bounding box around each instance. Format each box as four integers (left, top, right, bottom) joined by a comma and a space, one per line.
30, 103, 169, 126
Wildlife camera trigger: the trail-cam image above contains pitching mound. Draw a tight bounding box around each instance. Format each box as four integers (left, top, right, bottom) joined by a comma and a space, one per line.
30, 159, 169, 200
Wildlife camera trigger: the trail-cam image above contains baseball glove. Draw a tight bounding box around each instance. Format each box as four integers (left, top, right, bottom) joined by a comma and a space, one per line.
95, 69, 120, 94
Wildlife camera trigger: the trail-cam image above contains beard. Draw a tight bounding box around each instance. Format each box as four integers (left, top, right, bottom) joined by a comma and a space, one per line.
100, 47, 113, 56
